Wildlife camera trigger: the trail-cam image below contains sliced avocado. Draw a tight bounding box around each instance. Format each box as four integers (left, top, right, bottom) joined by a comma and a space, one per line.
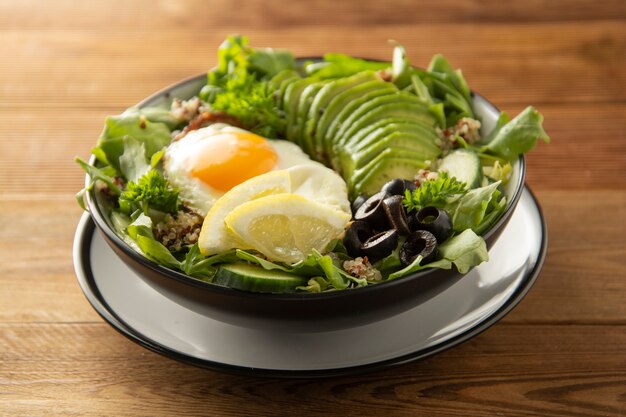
317, 80, 396, 163
324, 86, 401, 152
275, 72, 301, 110
349, 147, 432, 189
283, 79, 318, 142
295, 81, 327, 153
337, 121, 433, 177
344, 119, 435, 153
334, 92, 434, 149
352, 154, 431, 197
329, 101, 436, 171
304, 71, 380, 160
341, 129, 442, 179
269, 69, 300, 92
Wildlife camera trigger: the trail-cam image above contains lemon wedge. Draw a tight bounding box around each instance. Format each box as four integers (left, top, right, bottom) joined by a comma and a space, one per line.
198, 170, 291, 255
224, 194, 351, 264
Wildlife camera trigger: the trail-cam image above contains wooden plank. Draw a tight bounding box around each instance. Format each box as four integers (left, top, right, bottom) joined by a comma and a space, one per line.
1, 323, 624, 416
1, 0, 625, 30
1, 22, 625, 110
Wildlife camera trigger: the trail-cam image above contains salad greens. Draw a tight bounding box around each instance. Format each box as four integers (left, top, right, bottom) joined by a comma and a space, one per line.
77, 35, 550, 293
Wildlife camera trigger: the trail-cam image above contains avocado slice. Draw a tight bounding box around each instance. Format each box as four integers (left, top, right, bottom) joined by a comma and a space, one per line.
329, 101, 436, 171
343, 119, 435, 153
324, 86, 401, 151
274, 71, 301, 109
317, 80, 397, 163
283, 79, 318, 142
349, 146, 432, 187
351, 152, 432, 197
339, 126, 441, 178
295, 81, 327, 153
303, 71, 380, 160
333, 92, 434, 149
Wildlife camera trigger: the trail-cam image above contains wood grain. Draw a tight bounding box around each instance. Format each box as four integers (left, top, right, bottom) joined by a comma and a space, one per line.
1, 0, 625, 416
1, 323, 624, 417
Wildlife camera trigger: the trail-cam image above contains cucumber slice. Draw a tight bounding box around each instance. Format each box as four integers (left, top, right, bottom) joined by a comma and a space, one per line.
214, 263, 308, 293
438, 149, 483, 188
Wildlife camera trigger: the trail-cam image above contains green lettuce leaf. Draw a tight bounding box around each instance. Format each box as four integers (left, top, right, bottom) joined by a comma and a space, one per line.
96, 108, 172, 173
485, 106, 550, 160
388, 228, 488, 278
447, 181, 501, 232
438, 229, 489, 273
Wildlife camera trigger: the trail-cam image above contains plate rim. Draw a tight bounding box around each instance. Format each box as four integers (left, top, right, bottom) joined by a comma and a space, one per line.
73, 186, 548, 378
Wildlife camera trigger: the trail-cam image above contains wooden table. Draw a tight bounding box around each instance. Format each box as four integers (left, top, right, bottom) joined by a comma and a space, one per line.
1, 1, 625, 415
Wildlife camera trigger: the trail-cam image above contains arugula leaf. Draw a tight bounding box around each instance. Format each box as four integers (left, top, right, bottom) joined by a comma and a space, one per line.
119, 170, 179, 215
136, 235, 181, 270
484, 106, 551, 161
297, 276, 331, 293
391, 43, 412, 89
181, 246, 239, 280
305, 53, 389, 79
75, 157, 121, 210
403, 171, 467, 213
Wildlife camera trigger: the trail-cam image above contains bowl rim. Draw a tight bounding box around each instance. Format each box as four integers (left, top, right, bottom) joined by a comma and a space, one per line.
85, 70, 527, 301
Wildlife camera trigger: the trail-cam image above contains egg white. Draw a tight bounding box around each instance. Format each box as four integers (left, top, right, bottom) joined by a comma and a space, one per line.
163, 124, 319, 216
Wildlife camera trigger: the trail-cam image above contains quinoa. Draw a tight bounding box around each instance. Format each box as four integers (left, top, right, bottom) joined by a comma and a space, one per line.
170, 97, 203, 123
343, 257, 382, 282
154, 209, 204, 252
435, 117, 482, 150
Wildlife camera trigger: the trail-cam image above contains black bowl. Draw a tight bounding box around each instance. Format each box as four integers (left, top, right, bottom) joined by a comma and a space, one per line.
84, 72, 526, 332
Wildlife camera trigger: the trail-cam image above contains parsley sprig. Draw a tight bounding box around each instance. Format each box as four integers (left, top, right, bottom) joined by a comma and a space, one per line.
119, 170, 179, 215
403, 171, 467, 212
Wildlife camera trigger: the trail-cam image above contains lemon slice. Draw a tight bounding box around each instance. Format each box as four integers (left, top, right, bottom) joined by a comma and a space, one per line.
198, 170, 291, 255
224, 194, 351, 264
288, 164, 351, 213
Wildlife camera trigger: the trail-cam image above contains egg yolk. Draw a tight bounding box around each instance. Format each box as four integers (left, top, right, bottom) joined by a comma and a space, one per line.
190, 131, 278, 191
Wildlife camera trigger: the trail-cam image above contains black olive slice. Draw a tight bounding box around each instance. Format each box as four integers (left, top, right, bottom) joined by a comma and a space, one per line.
414, 206, 453, 243
361, 229, 398, 261
383, 195, 412, 235
381, 178, 417, 196
343, 221, 374, 258
354, 191, 389, 230
399, 230, 438, 266
351, 194, 368, 216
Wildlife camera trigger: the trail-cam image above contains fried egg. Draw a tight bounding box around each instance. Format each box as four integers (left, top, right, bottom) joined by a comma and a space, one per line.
163, 124, 319, 216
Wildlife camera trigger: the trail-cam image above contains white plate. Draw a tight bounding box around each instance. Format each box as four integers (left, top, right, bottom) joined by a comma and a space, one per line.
74, 187, 546, 377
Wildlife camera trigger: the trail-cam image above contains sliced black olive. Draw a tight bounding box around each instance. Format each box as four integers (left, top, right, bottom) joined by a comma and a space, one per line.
413, 206, 453, 243
383, 195, 412, 235
361, 229, 398, 261
381, 178, 417, 196
351, 194, 368, 216
343, 221, 374, 258
399, 230, 438, 266
354, 191, 389, 230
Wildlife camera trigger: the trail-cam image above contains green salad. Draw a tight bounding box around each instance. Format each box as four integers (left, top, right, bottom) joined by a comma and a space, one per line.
77, 35, 549, 294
